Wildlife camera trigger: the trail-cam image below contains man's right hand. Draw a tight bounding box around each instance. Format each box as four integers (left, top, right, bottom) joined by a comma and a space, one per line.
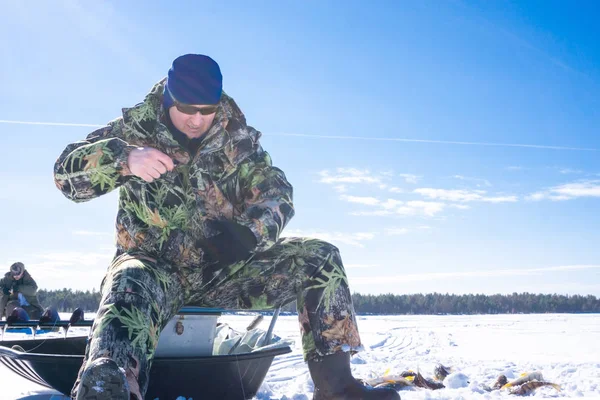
2, 287, 10, 296
127, 147, 175, 183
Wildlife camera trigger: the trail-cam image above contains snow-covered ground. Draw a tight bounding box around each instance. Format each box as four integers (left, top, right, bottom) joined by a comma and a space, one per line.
2, 313, 599, 399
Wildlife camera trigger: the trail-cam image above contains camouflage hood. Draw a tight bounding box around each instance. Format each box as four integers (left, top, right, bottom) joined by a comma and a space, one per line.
54, 80, 294, 268
120, 79, 261, 180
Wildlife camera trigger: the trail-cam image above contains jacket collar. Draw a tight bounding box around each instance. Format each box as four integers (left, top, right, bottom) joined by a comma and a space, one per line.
121, 79, 237, 146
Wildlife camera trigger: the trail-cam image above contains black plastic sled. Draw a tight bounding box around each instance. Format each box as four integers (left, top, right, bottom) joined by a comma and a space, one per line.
0, 307, 291, 399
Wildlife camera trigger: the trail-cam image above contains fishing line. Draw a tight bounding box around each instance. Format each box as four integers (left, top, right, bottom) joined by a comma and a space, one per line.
16, 297, 72, 354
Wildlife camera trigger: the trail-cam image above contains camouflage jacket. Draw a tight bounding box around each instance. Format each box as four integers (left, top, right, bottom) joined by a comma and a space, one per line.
54, 80, 294, 267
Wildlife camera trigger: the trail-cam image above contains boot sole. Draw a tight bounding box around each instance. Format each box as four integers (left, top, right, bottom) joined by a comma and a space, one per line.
76, 359, 129, 400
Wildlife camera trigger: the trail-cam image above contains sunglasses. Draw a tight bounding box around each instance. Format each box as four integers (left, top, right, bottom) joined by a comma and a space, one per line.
174, 102, 219, 116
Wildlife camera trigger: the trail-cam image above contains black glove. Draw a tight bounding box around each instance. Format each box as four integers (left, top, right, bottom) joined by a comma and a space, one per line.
2, 286, 10, 296
199, 220, 258, 267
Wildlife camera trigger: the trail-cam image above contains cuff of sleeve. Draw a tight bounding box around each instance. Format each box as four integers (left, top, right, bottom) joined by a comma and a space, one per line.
234, 218, 273, 251
215, 220, 258, 252
201, 220, 259, 265
114, 144, 138, 177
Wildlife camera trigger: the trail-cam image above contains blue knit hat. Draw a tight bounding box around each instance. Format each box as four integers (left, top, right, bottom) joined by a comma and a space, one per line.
163, 54, 223, 109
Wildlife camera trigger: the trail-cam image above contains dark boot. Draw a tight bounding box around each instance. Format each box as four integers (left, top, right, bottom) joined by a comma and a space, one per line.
309, 352, 401, 400
75, 357, 130, 400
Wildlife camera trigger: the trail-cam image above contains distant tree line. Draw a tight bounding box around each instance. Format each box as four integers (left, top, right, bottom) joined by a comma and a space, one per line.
350, 292, 600, 314
37, 288, 102, 313
282, 292, 600, 314
36, 289, 600, 314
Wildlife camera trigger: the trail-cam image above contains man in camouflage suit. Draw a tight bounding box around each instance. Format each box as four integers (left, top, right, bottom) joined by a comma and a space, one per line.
0, 262, 44, 320
54, 54, 399, 400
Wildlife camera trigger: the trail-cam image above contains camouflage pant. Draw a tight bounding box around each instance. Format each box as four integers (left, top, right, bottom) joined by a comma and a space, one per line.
72, 237, 362, 399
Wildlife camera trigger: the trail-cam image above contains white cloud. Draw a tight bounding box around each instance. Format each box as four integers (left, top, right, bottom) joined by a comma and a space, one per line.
4, 251, 114, 291
340, 195, 381, 206
452, 175, 492, 187
73, 230, 112, 236
559, 168, 584, 174
401, 201, 446, 217
526, 192, 548, 201
282, 229, 375, 247
481, 196, 518, 203
350, 210, 394, 217
320, 169, 414, 193
28, 252, 112, 269
325, 171, 516, 219
414, 188, 517, 203
345, 263, 379, 269
399, 174, 420, 184
352, 264, 600, 285
451, 204, 471, 210
381, 199, 404, 209
318, 168, 382, 185
385, 228, 409, 235
548, 181, 600, 198
318, 169, 423, 194
415, 188, 485, 202
528, 180, 600, 201
343, 195, 446, 217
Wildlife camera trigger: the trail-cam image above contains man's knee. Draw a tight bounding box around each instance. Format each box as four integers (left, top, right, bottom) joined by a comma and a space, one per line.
282, 237, 340, 257
101, 255, 165, 302
303, 238, 344, 268
280, 237, 347, 279
310, 238, 339, 254
5, 300, 20, 317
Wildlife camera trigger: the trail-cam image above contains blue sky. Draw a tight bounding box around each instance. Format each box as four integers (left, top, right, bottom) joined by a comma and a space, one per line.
1, 0, 599, 296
